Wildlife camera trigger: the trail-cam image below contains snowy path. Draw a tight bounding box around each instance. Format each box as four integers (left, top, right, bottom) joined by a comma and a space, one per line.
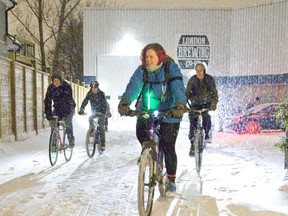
0, 116, 287, 216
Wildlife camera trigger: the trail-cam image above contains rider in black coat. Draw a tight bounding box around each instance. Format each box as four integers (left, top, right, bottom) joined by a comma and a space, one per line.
79, 81, 108, 152
44, 73, 76, 147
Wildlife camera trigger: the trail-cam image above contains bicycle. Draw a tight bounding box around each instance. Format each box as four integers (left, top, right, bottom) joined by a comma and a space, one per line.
85, 114, 103, 157
128, 110, 169, 216
188, 108, 209, 176
48, 116, 73, 166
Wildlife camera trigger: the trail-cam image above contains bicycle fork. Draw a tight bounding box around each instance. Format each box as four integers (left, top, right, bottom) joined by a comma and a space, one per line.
198, 114, 205, 152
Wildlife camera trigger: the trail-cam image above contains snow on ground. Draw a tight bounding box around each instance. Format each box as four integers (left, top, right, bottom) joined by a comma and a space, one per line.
0, 114, 287, 216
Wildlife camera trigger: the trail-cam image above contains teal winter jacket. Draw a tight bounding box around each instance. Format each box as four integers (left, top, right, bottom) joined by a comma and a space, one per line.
121, 60, 186, 123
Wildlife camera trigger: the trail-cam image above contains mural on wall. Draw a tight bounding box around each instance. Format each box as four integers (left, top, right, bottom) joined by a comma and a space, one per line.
177, 35, 210, 70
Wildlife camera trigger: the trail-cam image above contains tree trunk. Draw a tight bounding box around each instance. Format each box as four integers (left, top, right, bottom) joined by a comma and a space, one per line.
38, 0, 46, 72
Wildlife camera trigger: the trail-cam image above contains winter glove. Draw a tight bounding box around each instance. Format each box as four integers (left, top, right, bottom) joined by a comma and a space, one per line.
46, 114, 54, 121
78, 109, 84, 115
210, 103, 217, 111
172, 102, 187, 118
118, 98, 131, 116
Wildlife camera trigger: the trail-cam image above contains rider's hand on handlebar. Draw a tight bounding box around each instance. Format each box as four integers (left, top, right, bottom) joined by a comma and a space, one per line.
46, 115, 54, 121
78, 109, 84, 115
171, 102, 187, 118
118, 98, 131, 116
210, 104, 217, 111
118, 105, 131, 116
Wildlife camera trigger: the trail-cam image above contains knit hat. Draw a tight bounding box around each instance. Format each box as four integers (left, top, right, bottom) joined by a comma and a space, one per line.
51, 72, 63, 82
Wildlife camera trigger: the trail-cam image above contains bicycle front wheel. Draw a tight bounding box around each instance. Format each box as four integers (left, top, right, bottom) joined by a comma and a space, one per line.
95, 130, 103, 155
86, 129, 96, 158
63, 132, 73, 162
194, 129, 204, 175
49, 130, 59, 166
138, 148, 155, 216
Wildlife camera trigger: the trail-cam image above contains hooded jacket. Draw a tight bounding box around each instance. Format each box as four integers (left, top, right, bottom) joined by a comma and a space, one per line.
80, 89, 108, 115
44, 80, 76, 119
185, 74, 218, 110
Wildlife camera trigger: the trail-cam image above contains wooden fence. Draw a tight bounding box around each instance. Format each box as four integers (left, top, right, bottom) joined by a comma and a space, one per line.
0, 50, 89, 141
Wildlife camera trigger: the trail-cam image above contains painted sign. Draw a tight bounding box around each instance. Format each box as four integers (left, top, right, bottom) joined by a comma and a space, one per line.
177, 35, 210, 70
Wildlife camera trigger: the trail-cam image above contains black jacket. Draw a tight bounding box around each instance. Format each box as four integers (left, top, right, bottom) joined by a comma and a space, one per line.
44, 80, 76, 119
80, 89, 107, 114
185, 74, 218, 110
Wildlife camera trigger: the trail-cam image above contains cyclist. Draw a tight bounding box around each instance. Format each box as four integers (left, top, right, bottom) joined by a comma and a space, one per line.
185, 62, 218, 156
44, 72, 76, 147
118, 43, 187, 193
78, 80, 108, 152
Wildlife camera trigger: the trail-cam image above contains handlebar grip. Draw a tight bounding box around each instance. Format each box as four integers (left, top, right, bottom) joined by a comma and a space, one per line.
128, 110, 137, 117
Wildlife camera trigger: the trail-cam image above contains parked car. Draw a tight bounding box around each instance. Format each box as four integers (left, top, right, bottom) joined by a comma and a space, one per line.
224, 103, 282, 133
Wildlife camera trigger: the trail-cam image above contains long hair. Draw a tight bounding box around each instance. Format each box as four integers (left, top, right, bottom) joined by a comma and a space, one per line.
140, 43, 169, 66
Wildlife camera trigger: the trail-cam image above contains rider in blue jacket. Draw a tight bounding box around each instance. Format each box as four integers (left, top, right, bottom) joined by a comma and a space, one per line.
118, 43, 187, 193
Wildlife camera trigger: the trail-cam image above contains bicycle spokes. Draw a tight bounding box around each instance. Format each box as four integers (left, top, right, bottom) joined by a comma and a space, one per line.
49, 130, 59, 166
63, 132, 73, 162
138, 149, 155, 216
86, 129, 96, 158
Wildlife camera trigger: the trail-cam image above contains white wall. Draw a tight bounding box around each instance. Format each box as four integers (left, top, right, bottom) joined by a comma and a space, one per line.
230, 1, 288, 75
83, 8, 231, 77
83, 1, 288, 78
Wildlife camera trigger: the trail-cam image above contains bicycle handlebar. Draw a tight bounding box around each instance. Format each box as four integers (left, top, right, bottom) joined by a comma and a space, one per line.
126, 109, 173, 119
188, 108, 209, 114
79, 112, 103, 118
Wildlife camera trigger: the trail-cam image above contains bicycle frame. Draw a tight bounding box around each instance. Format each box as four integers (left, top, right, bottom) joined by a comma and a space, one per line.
48, 116, 73, 166
134, 110, 169, 216
86, 113, 103, 157
51, 117, 66, 150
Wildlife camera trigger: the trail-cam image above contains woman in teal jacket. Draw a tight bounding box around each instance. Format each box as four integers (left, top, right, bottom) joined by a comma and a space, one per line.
118, 43, 186, 193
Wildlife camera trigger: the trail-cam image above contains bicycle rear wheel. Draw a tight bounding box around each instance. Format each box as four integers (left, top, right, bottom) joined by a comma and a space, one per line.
86, 129, 96, 158
63, 132, 73, 162
194, 129, 204, 175
49, 130, 59, 166
138, 148, 155, 216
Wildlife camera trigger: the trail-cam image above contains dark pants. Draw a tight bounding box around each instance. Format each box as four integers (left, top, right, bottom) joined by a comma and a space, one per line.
188, 112, 211, 141
89, 113, 105, 146
136, 116, 180, 182
105, 117, 108, 130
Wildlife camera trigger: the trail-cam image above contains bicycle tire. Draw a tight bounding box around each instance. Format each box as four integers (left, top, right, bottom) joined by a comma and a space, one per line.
194, 129, 204, 175
63, 132, 73, 162
285, 151, 288, 169
138, 148, 155, 216
49, 130, 59, 166
95, 130, 103, 154
157, 149, 167, 196
86, 129, 96, 158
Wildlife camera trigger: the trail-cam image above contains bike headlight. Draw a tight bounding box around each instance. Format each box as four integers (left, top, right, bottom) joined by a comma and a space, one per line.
153, 110, 159, 117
